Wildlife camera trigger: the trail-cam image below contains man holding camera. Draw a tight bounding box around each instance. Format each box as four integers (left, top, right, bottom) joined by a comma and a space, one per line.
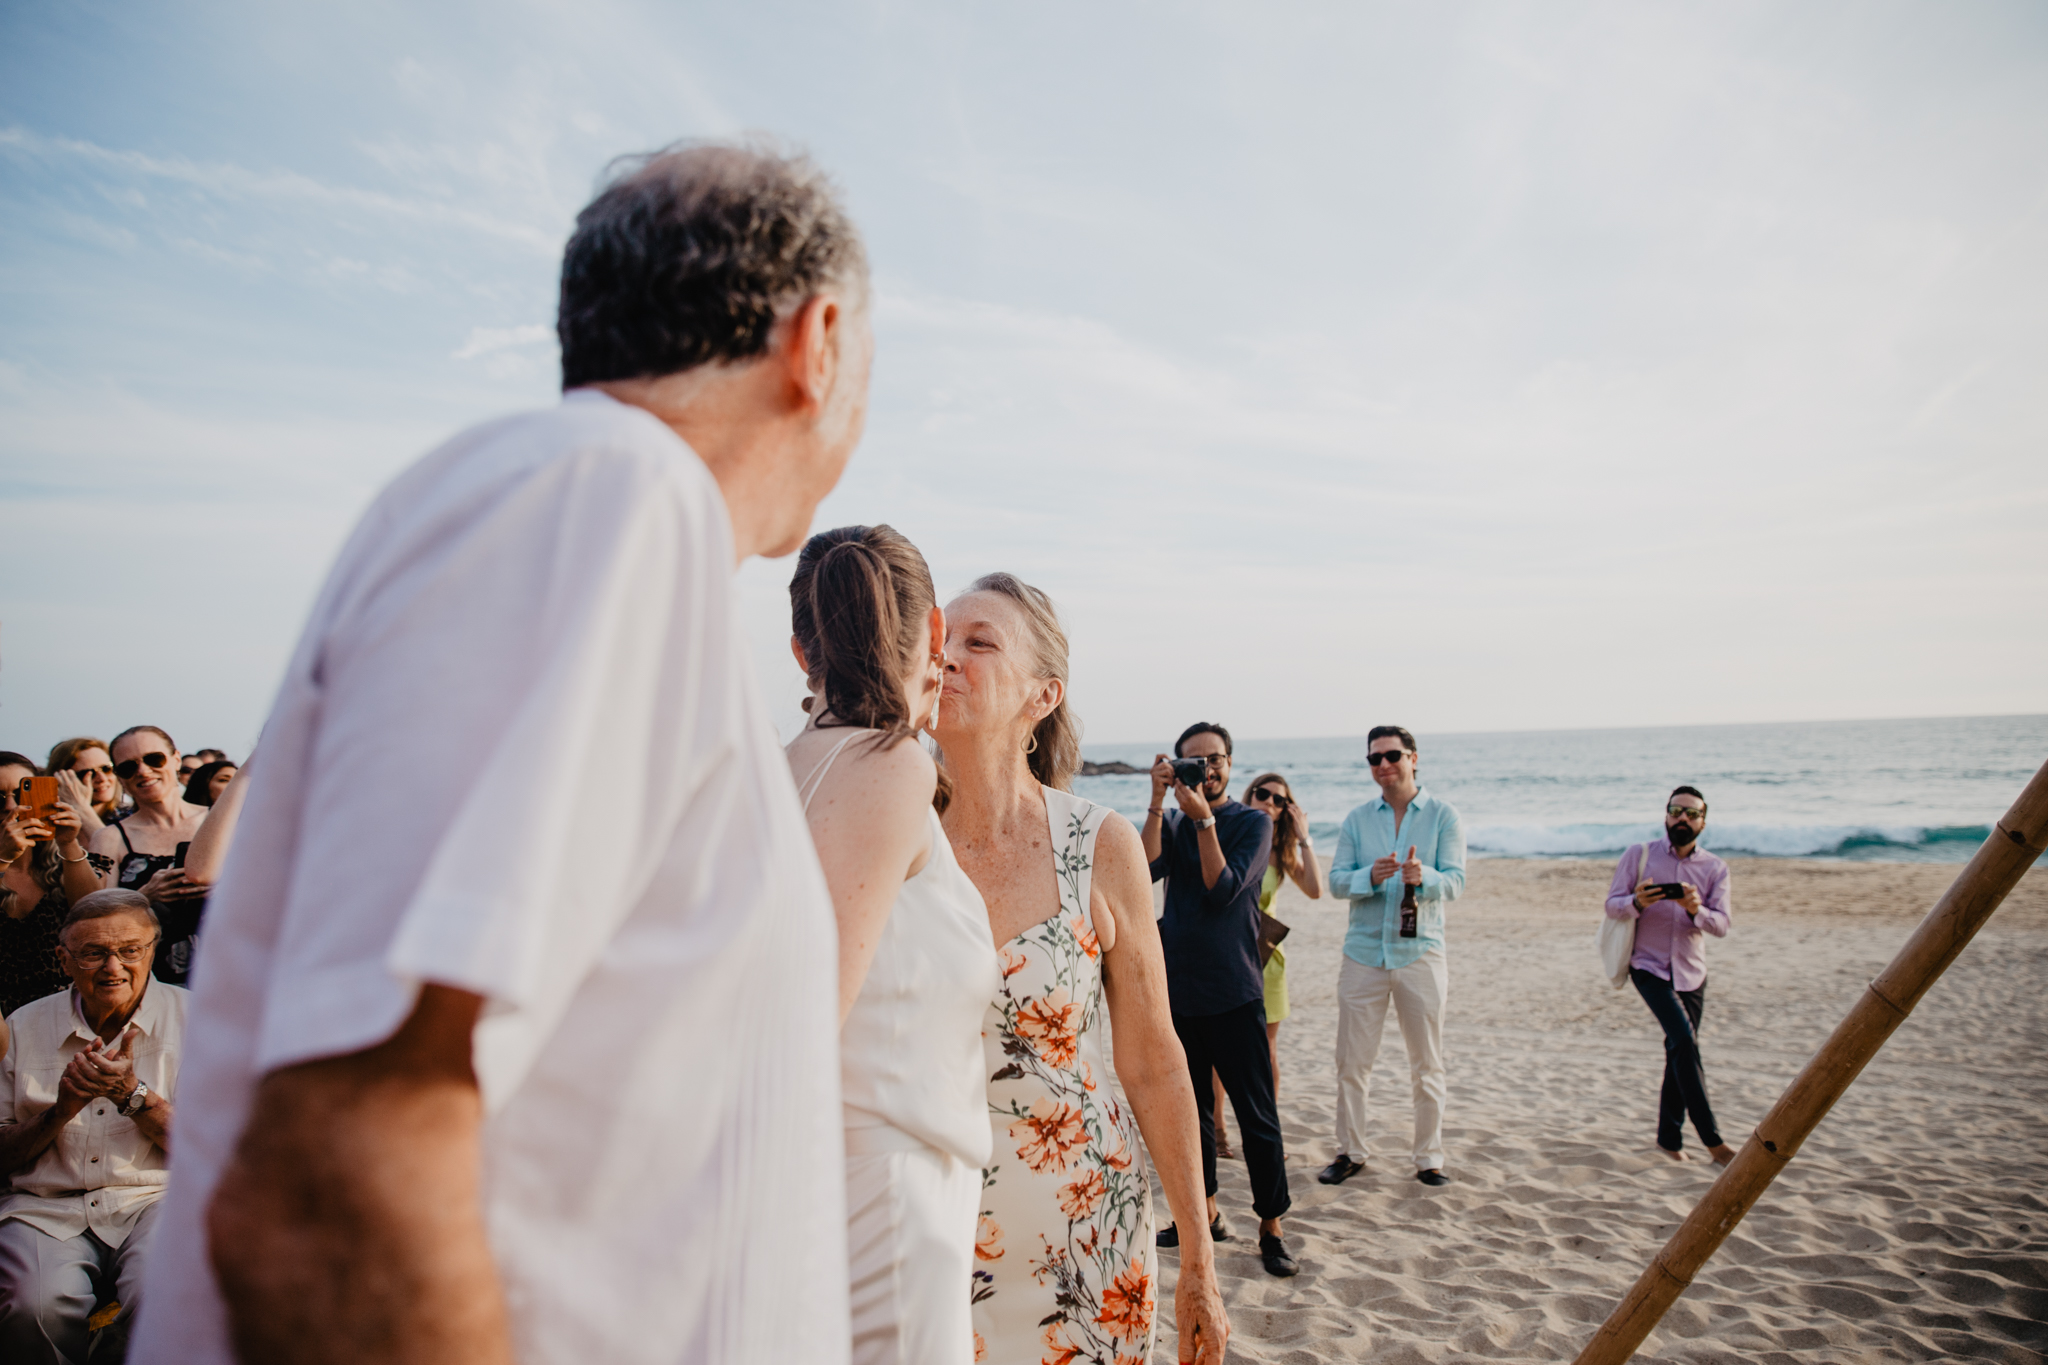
1144, 722, 1297, 1278
1321, 726, 1465, 1189
1603, 786, 1735, 1164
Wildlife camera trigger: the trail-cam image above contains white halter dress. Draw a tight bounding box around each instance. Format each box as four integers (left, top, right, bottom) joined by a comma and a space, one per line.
795, 731, 1000, 1365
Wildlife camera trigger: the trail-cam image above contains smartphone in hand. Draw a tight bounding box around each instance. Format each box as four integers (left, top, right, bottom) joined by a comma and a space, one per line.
1654, 882, 1688, 900
22, 776, 60, 838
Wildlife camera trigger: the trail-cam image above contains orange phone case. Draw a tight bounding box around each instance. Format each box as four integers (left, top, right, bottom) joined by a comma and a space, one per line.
22, 776, 60, 837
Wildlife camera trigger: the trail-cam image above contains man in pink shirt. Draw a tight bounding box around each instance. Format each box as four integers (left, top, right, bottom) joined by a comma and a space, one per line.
1603, 786, 1736, 1164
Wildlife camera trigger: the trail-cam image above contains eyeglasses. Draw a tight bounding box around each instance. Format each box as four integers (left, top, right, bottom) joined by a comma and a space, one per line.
1184, 754, 1227, 769
1249, 786, 1290, 805
1666, 804, 1706, 820
69, 944, 154, 967
113, 752, 170, 780
1366, 750, 1410, 767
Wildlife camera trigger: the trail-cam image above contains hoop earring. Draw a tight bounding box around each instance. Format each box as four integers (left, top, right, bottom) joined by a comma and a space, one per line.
1023, 730, 1039, 755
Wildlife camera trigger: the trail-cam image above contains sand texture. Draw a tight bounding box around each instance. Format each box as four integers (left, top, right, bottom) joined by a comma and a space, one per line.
1149, 858, 2048, 1364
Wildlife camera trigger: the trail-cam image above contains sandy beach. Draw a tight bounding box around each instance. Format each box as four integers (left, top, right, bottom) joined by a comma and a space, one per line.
1151, 857, 2048, 1364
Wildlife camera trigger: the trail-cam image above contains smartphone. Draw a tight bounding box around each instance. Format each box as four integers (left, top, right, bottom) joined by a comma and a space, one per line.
174, 841, 191, 868
1654, 882, 1688, 900
23, 776, 60, 833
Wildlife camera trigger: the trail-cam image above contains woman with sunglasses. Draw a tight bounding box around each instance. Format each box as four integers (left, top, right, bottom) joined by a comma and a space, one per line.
76, 725, 211, 985
1241, 774, 1323, 1093
46, 735, 126, 837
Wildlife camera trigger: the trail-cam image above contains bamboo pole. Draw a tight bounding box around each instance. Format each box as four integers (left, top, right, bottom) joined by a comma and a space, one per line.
1571, 756, 2048, 1365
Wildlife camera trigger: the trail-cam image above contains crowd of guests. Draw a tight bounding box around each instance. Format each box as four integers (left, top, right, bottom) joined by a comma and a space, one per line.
0, 138, 1740, 1365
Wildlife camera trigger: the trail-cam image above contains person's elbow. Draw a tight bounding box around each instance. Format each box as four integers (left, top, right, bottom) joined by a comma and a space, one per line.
1114, 1035, 1189, 1097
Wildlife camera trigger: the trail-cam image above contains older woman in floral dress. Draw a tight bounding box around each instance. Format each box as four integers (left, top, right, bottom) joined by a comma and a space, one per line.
935, 573, 1227, 1365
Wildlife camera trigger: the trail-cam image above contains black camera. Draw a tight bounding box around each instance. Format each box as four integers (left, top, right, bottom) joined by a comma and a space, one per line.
1171, 757, 1210, 787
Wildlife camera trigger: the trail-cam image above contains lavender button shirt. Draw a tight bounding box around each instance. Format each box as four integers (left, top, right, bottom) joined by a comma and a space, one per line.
1603, 837, 1730, 991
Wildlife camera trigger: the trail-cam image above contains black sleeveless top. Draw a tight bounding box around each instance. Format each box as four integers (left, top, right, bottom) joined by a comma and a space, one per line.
115, 823, 206, 986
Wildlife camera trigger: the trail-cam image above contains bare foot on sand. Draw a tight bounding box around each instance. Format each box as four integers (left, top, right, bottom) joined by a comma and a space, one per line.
1708, 1144, 1737, 1165
1657, 1146, 1689, 1162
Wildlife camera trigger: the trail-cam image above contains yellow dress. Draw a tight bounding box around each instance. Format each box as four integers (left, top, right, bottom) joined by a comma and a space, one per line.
1260, 864, 1289, 1024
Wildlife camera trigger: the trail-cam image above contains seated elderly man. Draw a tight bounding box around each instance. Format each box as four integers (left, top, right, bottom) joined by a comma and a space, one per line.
0, 890, 181, 1363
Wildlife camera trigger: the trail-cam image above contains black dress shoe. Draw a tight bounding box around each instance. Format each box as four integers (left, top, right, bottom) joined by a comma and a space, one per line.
1317, 1155, 1365, 1185
1155, 1215, 1228, 1249
1416, 1168, 1451, 1186
1260, 1234, 1299, 1277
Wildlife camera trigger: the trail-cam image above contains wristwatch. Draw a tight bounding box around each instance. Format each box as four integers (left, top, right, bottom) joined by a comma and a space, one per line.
118, 1081, 149, 1118
1196, 815, 1217, 830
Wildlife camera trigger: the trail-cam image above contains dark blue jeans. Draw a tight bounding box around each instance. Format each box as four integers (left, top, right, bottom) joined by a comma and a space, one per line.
1631, 968, 1722, 1151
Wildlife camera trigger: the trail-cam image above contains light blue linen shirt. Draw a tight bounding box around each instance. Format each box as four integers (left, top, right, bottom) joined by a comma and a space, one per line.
1329, 789, 1467, 969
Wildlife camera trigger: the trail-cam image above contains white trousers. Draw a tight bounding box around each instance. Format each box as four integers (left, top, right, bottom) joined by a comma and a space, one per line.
845, 1140, 980, 1365
1334, 950, 1449, 1171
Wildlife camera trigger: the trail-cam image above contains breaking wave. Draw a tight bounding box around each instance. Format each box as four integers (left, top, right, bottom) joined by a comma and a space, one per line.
1464, 822, 2002, 862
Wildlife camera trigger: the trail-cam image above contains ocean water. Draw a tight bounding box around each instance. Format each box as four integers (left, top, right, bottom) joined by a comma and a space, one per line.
1070, 714, 2048, 863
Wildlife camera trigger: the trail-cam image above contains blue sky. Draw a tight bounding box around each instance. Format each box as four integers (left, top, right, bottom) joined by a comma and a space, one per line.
3, 1, 2045, 758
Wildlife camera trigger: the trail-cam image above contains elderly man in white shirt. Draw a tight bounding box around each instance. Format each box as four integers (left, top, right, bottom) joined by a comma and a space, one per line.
1, 889, 184, 1364
134, 141, 874, 1365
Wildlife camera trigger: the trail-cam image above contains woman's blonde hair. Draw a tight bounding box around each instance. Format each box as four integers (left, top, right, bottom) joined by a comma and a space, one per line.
966, 572, 1081, 792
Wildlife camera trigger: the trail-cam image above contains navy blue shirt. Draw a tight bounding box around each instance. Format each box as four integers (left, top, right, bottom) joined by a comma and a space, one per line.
1150, 801, 1273, 1017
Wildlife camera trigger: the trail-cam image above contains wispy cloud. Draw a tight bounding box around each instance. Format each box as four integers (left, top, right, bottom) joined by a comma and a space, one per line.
0, 126, 561, 254
452, 323, 554, 360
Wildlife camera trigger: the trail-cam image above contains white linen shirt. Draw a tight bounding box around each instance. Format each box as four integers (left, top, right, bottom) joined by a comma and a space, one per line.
134, 392, 849, 1365
0, 981, 186, 1248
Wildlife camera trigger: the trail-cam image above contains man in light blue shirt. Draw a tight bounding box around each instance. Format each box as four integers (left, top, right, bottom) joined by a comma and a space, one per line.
1318, 725, 1466, 1188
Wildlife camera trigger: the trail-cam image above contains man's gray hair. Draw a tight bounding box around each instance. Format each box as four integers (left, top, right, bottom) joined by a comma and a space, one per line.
557, 138, 868, 388
62, 888, 160, 938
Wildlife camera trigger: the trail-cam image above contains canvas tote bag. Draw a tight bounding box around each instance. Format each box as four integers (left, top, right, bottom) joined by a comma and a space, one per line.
1597, 843, 1650, 989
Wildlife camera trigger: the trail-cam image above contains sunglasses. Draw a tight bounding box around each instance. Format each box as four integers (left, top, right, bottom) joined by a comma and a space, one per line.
1249, 786, 1290, 805
114, 752, 171, 780
1366, 750, 1410, 767
74, 763, 115, 778
1666, 804, 1706, 820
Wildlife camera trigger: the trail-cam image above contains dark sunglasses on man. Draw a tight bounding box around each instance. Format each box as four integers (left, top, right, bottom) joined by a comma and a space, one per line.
1666, 803, 1707, 820
1365, 749, 1409, 767
114, 751, 172, 781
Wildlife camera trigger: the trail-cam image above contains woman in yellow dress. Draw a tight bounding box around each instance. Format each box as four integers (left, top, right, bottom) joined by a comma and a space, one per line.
1242, 773, 1324, 1093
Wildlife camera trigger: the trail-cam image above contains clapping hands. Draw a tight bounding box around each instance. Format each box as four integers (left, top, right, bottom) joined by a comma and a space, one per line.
1372, 845, 1424, 888
59, 1028, 139, 1110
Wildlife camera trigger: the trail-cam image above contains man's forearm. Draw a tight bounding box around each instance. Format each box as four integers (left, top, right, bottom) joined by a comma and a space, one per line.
1141, 797, 1164, 862
0, 1104, 76, 1174
1197, 826, 1226, 889
207, 986, 511, 1365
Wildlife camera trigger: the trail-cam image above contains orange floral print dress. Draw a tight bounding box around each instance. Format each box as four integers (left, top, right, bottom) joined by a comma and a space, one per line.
971, 787, 1155, 1365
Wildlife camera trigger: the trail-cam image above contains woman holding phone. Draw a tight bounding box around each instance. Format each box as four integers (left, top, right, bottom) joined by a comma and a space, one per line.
785, 525, 999, 1365
0, 752, 83, 1016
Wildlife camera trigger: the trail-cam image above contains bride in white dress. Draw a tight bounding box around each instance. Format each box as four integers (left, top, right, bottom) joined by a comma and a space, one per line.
786, 525, 1000, 1365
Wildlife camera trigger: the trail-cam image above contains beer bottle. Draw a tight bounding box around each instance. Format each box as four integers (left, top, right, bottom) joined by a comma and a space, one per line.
1399, 877, 1418, 938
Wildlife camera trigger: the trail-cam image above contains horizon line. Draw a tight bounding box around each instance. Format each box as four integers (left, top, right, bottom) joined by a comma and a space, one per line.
1076, 709, 2048, 753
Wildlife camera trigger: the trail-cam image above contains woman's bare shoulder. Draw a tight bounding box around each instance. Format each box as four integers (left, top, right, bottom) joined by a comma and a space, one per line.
1089, 806, 1148, 878
825, 732, 938, 807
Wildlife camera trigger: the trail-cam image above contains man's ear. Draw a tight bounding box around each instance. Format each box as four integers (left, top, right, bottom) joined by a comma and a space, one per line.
781, 295, 841, 413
